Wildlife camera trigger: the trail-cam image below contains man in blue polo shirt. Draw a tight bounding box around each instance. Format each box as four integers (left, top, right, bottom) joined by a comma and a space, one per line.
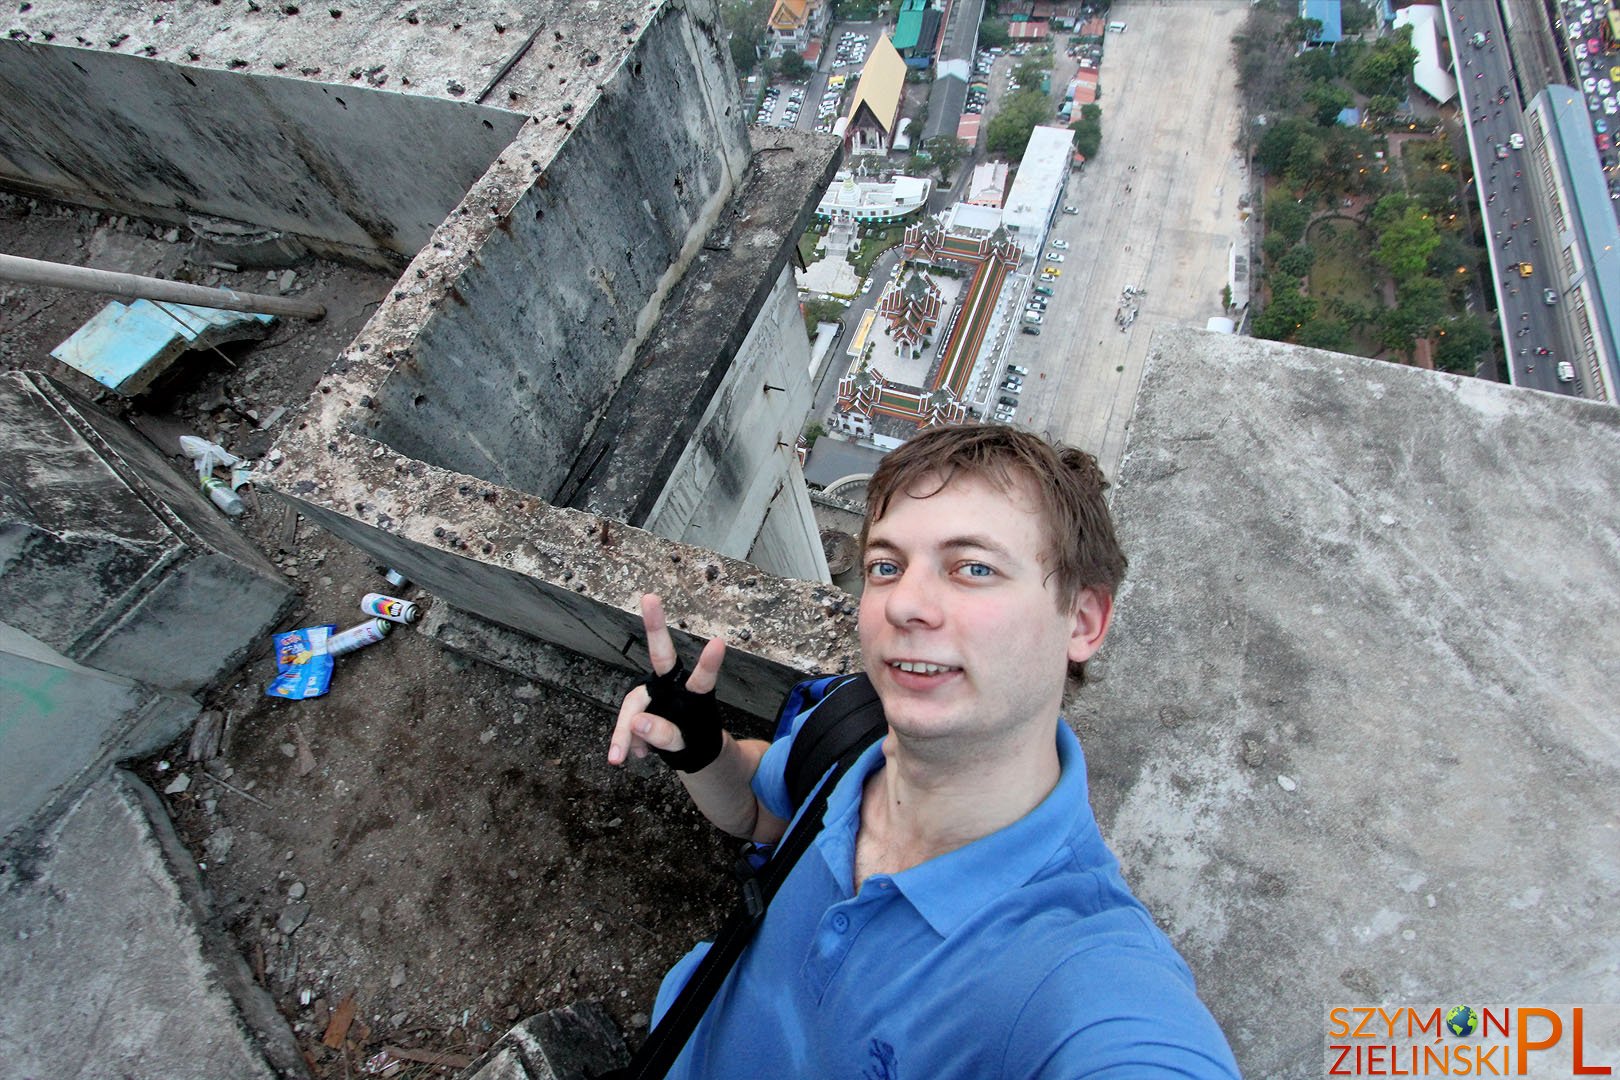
608, 424, 1238, 1078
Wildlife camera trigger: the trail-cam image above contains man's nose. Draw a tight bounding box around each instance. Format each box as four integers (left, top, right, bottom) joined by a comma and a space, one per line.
885, 565, 943, 627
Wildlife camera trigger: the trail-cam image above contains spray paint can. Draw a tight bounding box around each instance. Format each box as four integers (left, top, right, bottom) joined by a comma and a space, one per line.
328, 618, 393, 657
360, 593, 419, 624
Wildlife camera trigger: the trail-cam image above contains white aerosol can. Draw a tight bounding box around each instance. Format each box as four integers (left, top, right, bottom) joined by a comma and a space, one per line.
327, 618, 393, 657
360, 593, 419, 624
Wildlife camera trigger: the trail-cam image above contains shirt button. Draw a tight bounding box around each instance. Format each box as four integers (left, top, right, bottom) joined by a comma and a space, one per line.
832, 912, 850, 933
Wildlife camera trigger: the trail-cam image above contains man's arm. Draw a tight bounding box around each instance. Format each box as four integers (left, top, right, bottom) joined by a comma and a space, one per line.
607, 594, 789, 845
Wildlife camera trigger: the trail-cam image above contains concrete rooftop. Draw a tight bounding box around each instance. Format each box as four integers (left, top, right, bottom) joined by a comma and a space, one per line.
1078, 328, 1620, 1074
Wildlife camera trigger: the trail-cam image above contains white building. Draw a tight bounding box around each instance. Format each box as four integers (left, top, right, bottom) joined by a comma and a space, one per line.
814, 171, 933, 224
999, 126, 1075, 241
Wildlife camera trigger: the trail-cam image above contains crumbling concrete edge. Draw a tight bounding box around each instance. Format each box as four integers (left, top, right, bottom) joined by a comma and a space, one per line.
116, 769, 311, 1080
455, 1002, 628, 1080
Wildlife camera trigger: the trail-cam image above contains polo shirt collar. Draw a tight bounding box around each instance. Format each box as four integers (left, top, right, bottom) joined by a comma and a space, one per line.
861, 723, 1108, 938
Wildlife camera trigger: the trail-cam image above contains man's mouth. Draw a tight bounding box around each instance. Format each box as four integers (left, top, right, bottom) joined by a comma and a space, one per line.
887, 660, 961, 675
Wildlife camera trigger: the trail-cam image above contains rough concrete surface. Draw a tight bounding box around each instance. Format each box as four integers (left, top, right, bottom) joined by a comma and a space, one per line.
0, 770, 303, 1080
1079, 328, 1620, 1076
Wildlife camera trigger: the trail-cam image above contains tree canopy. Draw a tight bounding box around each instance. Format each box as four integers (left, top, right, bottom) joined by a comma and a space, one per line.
986, 89, 1053, 160
778, 49, 809, 81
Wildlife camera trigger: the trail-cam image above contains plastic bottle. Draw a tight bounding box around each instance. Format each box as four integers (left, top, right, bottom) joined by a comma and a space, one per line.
201, 476, 245, 517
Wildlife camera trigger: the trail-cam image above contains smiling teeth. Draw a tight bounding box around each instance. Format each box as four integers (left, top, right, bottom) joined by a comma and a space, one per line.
892, 661, 955, 674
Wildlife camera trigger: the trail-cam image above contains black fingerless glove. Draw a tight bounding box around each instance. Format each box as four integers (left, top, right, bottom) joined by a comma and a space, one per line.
641, 659, 723, 773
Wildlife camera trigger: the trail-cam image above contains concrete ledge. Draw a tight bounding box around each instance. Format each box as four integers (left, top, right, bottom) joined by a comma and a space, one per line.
0, 771, 307, 1080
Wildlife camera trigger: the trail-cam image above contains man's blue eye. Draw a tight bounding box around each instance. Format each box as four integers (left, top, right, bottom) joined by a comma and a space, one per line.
963, 563, 993, 578
867, 560, 899, 578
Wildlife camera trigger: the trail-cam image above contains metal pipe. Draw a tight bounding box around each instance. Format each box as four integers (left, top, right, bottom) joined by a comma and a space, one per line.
0, 252, 326, 321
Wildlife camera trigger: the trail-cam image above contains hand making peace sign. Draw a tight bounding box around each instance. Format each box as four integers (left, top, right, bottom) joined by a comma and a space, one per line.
607, 593, 728, 771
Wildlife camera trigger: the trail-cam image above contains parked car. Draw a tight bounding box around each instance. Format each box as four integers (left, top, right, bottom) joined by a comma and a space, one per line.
1050, 239, 1070, 250
1034, 285, 1054, 296
1062, 205, 1079, 215
1043, 266, 1062, 277
1020, 325, 1040, 336
1008, 364, 1029, 375
999, 395, 1019, 407
1046, 253, 1065, 263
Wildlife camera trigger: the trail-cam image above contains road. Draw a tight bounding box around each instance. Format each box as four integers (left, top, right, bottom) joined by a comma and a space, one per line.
1450, 3, 1576, 394
1008, 2, 1253, 478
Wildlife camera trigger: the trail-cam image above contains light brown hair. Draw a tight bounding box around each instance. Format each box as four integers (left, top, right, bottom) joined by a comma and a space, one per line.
860, 424, 1127, 686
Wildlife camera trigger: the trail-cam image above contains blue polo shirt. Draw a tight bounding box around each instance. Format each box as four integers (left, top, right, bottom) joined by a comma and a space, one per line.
652, 709, 1239, 1079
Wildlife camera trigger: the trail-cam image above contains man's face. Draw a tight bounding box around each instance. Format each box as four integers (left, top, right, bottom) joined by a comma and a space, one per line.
858, 471, 1110, 752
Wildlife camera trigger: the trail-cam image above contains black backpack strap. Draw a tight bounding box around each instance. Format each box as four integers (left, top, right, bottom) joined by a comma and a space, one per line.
595, 673, 886, 1080
783, 673, 885, 809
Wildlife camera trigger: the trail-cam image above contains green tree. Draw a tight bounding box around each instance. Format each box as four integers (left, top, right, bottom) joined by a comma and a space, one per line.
978, 19, 1011, 49
720, 0, 772, 75
1267, 195, 1312, 245
922, 135, 965, 183
1284, 130, 1328, 190
1341, 0, 1376, 35
1254, 273, 1319, 341
1374, 204, 1441, 285
1070, 107, 1102, 159
1298, 317, 1352, 352
985, 89, 1053, 160
1262, 232, 1290, 265
1432, 315, 1493, 373
1257, 117, 1309, 174
1305, 84, 1353, 126
778, 49, 809, 81
1351, 27, 1417, 97
1364, 93, 1399, 128
1277, 245, 1315, 278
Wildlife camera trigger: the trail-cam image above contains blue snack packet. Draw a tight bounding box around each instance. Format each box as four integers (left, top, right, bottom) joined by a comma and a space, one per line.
265, 625, 337, 700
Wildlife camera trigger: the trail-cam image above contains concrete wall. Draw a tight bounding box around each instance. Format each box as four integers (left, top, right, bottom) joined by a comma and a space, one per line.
0, 39, 522, 265
0, 626, 197, 847
0, 373, 295, 693
360, 5, 753, 497
646, 265, 830, 580
0, 372, 291, 849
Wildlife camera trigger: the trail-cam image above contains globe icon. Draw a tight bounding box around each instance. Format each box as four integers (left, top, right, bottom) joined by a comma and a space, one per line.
1446, 1006, 1479, 1037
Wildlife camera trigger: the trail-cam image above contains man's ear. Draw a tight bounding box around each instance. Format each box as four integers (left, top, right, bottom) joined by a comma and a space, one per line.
1067, 587, 1113, 666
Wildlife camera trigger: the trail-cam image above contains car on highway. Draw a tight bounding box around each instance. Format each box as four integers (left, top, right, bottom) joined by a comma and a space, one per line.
1519, 261, 1534, 278
1598, 118, 1610, 133
1611, 64, 1620, 80
1043, 266, 1062, 277
1558, 360, 1576, 381
1590, 38, 1602, 56
1470, 31, 1486, 47
1062, 205, 1079, 215
1600, 133, 1613, 150
1509, 132, 1525, 149
1495, 144, 1510, 160
1544, 288, 1560, 304
1050, 239, 1070, 250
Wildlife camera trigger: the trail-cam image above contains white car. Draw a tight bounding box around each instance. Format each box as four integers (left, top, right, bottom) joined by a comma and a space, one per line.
1062, 205, 1079, 215
1046, 253, 1065, 263
1603, 78, 1614, 95
1586, 77, 1598, 94
1607, 96, 1619, 114
1050, 239, 1070, 250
